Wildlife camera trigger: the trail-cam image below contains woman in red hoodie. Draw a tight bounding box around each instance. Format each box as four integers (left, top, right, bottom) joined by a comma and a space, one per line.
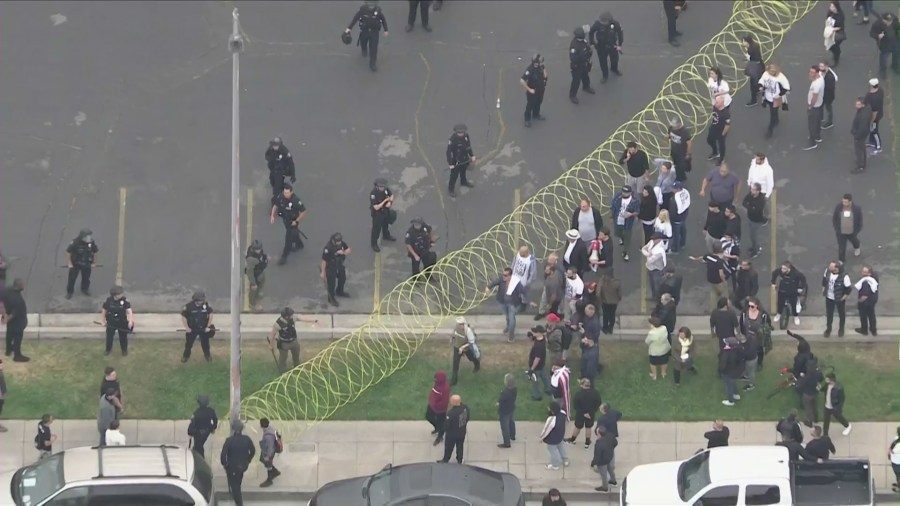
426, 370, 451, 446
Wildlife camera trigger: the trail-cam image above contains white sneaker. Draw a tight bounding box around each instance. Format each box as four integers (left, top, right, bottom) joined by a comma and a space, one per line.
773, 314, 781, 323
733, 394, 741, 400
563, 460, 571, 467
546, 464, 560, 470
794, 316, 800, 326
842, 424, 852, 436
722, 400, 735, 406
854, 248, 861, 257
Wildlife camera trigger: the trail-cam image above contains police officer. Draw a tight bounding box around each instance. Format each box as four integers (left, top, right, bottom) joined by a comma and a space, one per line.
569, 26, 596, 104
590, 11, 624, 83
188, 394, 218, 458
663, 0, 683, 47
406, 0, 432, 32
270, 184, 307, 266
245, 240, 268, 309
220, 420, 255, 506
100, 285, 134, 356
268, 307, 318, 373
370, 177, 397, 252
264, 137, 296, 198
405, 217, 437, 278
520, 54, 548, 128
446, 124, 476, 198
345, 0, 389, 72
181, 291, 215, 363
321, 233, 352, 307
65, 228, 99, 299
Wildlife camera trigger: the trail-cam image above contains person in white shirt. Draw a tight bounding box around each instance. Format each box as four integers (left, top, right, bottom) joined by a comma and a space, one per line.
707, 67, 732, 108
563, 267, 584, 322
509, 245, 538, 298
821, 261, 852, 337
653, 209, 672, 251
804, 65, 825, 150
105, 419, 127, 446
641, 234, 667, 300
889, 426, 900, 492
758, 64, 790, 139
747, 153, 774, 198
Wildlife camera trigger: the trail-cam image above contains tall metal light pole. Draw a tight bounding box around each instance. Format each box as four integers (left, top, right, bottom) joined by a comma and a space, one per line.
228, 8, 245, 429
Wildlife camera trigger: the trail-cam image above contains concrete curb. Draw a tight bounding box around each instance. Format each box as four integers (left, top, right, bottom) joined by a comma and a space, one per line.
16, 313, 900, 341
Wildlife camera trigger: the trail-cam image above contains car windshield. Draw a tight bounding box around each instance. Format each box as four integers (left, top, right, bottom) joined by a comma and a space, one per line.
13, 454, 66, 506
678, 451, 712, 501
366, 466, 394, 506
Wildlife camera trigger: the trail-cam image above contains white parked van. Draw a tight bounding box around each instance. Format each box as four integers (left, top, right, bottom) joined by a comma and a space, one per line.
620, 446, 874, 506
0, 444, 215, 506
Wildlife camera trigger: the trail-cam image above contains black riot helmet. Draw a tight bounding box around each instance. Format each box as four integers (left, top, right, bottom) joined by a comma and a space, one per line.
331, 232, 343, 244
250, 239, 263, 251
192, 290, 206, 303
411, 217, 424, 228
574, 26, 586, 39
453, 123, 467, 135
78, 228, 93, 242
532, 53, 544, 67
269, 137, 282, 147
374, 177, 388, 189
341, 31, 353, 45
281, 307, 294, 318
109, 285, 125, 298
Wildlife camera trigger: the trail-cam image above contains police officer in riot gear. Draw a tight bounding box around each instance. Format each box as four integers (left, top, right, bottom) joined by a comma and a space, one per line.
189, 395, 218, 458
569, 26, 595, 104
405, 217, 437, 278
270, 183, 308, 266
345, 0, 389, 72
446, 124, 476, 198
264, 137, 296, 198
589, 11, 624, 83
370, 178, 397, 252
181, 290, 215, 363
520, 54, 549, 128
321, 233, 351, 307
268, 307, 318, 373
65, 228, 99, 299
101, 285, 134, 356
245, 240, 268, 309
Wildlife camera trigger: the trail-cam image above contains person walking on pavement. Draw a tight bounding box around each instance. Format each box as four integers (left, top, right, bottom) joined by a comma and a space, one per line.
264, 137, 295, 198
259, 418, 281, 487
803, 66, 825, 150
668, 182, 691, 254
188, 394, 218, 458
700, 162, 741, 209
591, 425, 618, 491
562, 229, 590, 276
590, 11, 624, 83
742, 183, 768, 258
438, 394, 470, 464
666, 117, 693, 182
345, 0, 389, 72
641, 233, 667, 301
701, 203, 727, 254
221, 420, 255, 506
497, 373, 517, 448
719, 337, 745, 406
619, 142, 650, 195
733, 260, 759, 310
822, 261, 851, 337
690, 244, 730, 306
245, 240, 268, 309
539, 401, 570, 471
527, 326, 551, 399
406, 0, 431, 32
798, 359, 824, 428
449, 316, 480, 385
97, 388, 117, 446
599, 273, 621, 335
65, 229, 99, 299
446, 123, 476, 197
321, 233, 352, 307
824, 2, 846, 67
707, 67, 733, 110
533, 255, 565, 319
485, 268, 526, 342
565, 378, 602, 448
181, 291, 214, 363
662, 0, 683, 47
818, 61, 838, 128
426, 370, 450, 446
610, 186, 639, 262
832, 193, 862, 262
771, 261, 807, 327
568, 26, 595, 104
572, 199, 604, 244
747, 152, 774, 209
740, 297, 772, 370
758, 64, 790, 139
864, 78, 884, 154
705, 96, 732, 164
521, 54, 548, 127
854, 265, 878, 336
637, 185, 659, 245
851, 96, 872, 173
369, 177, 397, 252
741, 35, 765, 107
823, 372, 852, 436
269, 307, 317, 373
870, 13, 900, 79
2, 279, 30, 362
270, 184, 307, 265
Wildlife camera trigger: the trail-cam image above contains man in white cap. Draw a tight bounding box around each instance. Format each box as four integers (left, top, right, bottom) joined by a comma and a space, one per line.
562, 229, 589, 275
863, 78, 883, 155
450, 316, 480, 385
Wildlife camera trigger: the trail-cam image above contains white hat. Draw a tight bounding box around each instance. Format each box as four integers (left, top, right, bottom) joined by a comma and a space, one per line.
565, 229, 580, 240
868, 78, 879, 87
455, 316, 466, 324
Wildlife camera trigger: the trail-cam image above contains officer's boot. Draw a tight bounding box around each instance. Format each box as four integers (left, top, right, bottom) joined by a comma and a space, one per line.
328, 295, 339, 307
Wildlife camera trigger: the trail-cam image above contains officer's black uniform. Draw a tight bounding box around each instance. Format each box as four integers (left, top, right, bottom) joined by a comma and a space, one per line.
245, 241, 268, 307
405, 218, 437, 277
273, 309, 301, 372
407, 0, 432, 32
370, 178, 397, 252
322, 234, 351, 307
181, 292, 214, 363
589, 12, 624, 82
264, 138, 296, 198
446, 124, 475, 197
271, 186, 307, 265
568, 27, 595, 104
521, 54, 548, 126
439, 402, 470, 464
220, 423, 255, 506
347, 1, 389, 71
101, 287, 131, 356
663, 0, 683, 46
65, 229, 99, 298
189, 395, 218, 458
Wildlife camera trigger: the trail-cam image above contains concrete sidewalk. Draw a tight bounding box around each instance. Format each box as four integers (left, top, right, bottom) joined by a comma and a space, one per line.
18, 312, 900, 340
1, 420, 896, 499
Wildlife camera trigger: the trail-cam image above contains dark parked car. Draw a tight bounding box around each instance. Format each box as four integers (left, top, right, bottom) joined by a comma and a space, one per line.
308, 462, 525, 506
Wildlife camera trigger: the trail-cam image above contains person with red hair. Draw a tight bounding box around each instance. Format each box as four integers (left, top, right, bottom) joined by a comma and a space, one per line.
426, 370, 450, 446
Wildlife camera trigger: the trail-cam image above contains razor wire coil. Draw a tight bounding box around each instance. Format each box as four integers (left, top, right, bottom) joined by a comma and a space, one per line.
241, 0, 818, 424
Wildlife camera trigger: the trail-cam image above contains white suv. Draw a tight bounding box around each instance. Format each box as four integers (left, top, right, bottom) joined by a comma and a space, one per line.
0, 444, 215, 506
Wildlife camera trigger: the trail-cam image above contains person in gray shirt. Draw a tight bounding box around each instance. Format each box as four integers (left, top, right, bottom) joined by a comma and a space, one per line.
699, 163, 741, 208
97, 389, 117, 446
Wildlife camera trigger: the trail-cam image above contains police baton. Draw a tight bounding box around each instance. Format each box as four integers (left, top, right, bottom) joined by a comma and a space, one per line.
60, 264, 103, 268
93, 321, 135, 334
266, 336, 281, 372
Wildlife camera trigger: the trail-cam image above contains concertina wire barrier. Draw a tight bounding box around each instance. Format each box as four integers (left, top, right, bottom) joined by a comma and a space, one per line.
241, 0, 817, 423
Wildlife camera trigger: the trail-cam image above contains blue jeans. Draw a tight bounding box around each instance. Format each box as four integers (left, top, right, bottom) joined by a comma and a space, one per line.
547, 442, 569, 467
671, 221, 687, 253
532, 368, 550, 399
722, 374, 737, 402
502, 303, 518, 339
499, 413, 516, 445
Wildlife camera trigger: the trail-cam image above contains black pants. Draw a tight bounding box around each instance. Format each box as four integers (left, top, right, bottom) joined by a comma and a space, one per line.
748, 73, 761, 104
66, 265, 92, 295
823, 100, 834, 125
858, 302, 877, 334
281, 224, 303, 260
823, 407, 849, 436
5, 326, 24, 357
448, 162, 470, 192
596, 46, 619, 79
371, 212, 391, 247
601, 303, 617, 332
441, 433, 465, 463
359, 30, 380, 69
183, 330, 212, 360
665, 11, 677, 41
226, 469, 245, 506
807, 106, 823, 144
407, 0, 430, 27
425, 406, 445, 438
853, 136, 867, 170
836, 233, 860, 262
450, 347, 480, 384
105, 327, 128, 354
706, 130, 726, 160
325, 265, 347, 297
672, 153, 690, 181
268, 172, 285, 197
766, 102, 780, 136
878, 48, 900, 78
524, 89, 545, 121
193, 431, 210, 458
776, 292, 799, 316
568, 67, 591, 98
868, 117, 882, 150
828, 40, 842, 65
411, 251, 437, 276
824, 299, 846, 332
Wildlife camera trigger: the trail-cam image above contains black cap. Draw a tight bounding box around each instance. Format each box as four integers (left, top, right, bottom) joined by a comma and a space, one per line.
331, 232, 343, 242
281, 307, 294, 318
574, 26, 585, 38
270, 137, 282, 146
531, 325, 546, 333
109, 285, 124, 297
411, 217, 424, 225
374, 177, 388, 187
621, 185, 632, 193
453, 123, 467, 133
192, 290, 206, 302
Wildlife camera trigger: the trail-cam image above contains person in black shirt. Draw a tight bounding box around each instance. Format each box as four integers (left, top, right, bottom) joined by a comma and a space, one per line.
666, 117, 693, 181
245, 240, 268, 309
221, 420, 256, 506
870, 13, 899, 79
777, 431, 808, 461
776, 410, 804, 444
321, 233, 352, 307
709, 297, 738, 349
264, 137, 296, 198
181, 291, 214, 363
406, 0, 432, 33
369, 178, 397, 253
690, 244, 729, 306
706, 96, 731, 164
742, 35, 765, 106
497, 374, 517, 448
405, 217, 437, 278
864, 79, 884, 153
527, 327, 549, 400
704, 419, 730, 448
100, 367, 124, 413
2, 279, 29, 362
35, 414, 56, 460
659, 265, 683, 305
100, 286, 134, 356
703, 203, 727, 253
818, 61, 838, 128
65, 229, 99, 299
189, 394, 218, 458
733, 260, 759, 309
438, 394, 470, 464
520, 54, 548, 127
618, 142, 650, 198
565, 378, 602, 448
446, 124, 476, 197
270, 184, 308, 265
723, 205, 741, 240
742, 183, 767, 257
798, 358, 824, 427
568, 26, 595, 104
589, 11, 624, 83
542, 488, 567, 506
803, 425, 835, 462
345, 1, 389, 72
